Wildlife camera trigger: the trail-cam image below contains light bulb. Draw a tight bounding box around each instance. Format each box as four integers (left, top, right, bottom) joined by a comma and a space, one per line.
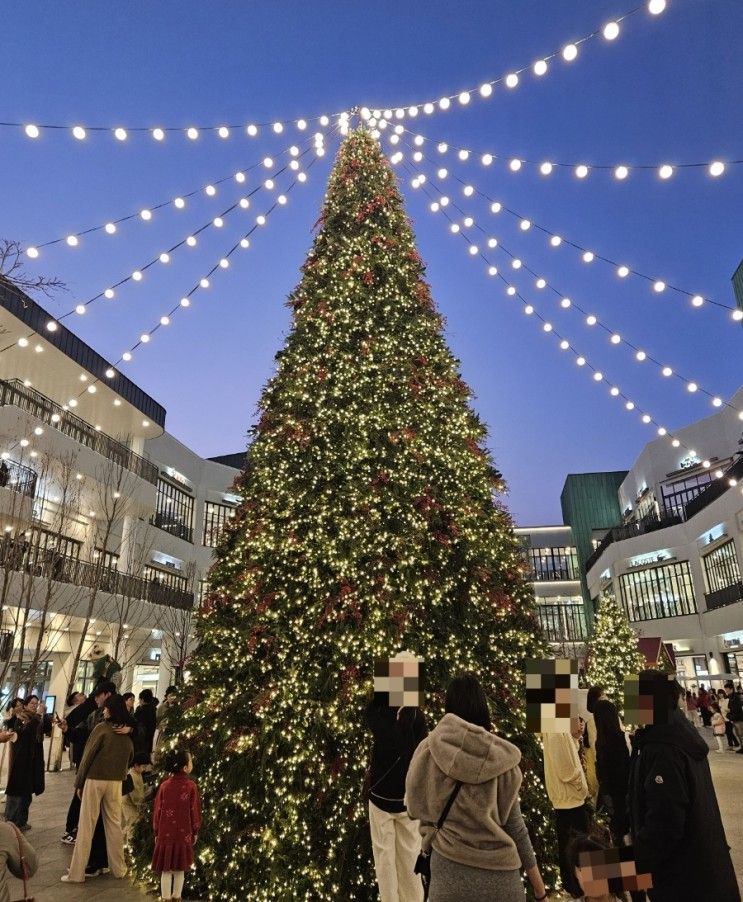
200, 278, 210, 288
296, 119, 307, 131
132, 270, 143, 281
577, 357, 586, 366
512, 258, 522, 269
561, 298, 572, 308
672, 439, 680, 447
540, 162, 553, 175
488, 265, 497, 276
72, 125, 86, 140
562, 44, 578, 61
159, 253, 170, 264
582, 251, 595, 263
174, 197, 186, 208
25, 124, 40, 139
468, 245, 478, 256
66, 235, 79, 247
586, 314, 597, 325
642, 414, 652, 424
712, 397, 722, 407
603, 21, 620, 40
480, 83, 493, 97
625, 401, 635, 410
687, 382, 698, 392
487, 238, 497, 248
533, 60, 548, 76
648, 0, 666, 14
104, 289, 115, 299
26, 246, 39, 258
240, 238, 250, 249
458, 149, 469, 161
458, 91, 470, 105
536, 278, 546, 289
658, 427, 667, 436
510, 159, 522, 172
614, 165, 629, 180
653, 280, 666, 292
105, 368, 115, 378
659, 164, 674, 179
75, 304, 86, 315
437, 167, 448, 179
180, 297, 190, 307
560, 340, 570, 350
114, 127, 127, 141
205, 184, 216, 196
152, 128, 165, 141
617, 265, 630, 278
463, 216, 474, 227
709, 161, 725, 177
481, 153, 493, 166
610, 333, 621, 344
218, 126, 229, 138
247, 124, 258, 136
186, 236, 196, 246
18, 337, 29, 347
450, 224, 460, 234
104, 222, 117, 234
463, 185, 474, 197
544, 323, 553, 332
520, 219, 531, 230
219, 258, 230, 268
636, 350, 647, 361
593, 372, 603, 381
160, 315, 171, 326
691, 295, 704, 307
490, 201, 501, 213
505, 73, 519, 88
575, 164, 589, 178
122, 352, 132, 361
140, 209, 152, 220
733, 310, 743, 322
610, 387, 620, 396
662, 366, 673, 377
273, 122, 284, 133
87, 385, 97, 394
424, 102, 434, 114
550, 235, 562, 247
186, 127, 199, 140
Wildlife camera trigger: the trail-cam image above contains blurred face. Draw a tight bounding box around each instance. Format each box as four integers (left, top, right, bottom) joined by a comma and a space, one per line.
95, 691, 110, 708
102, 705, 111, 720
125, 697, 134, 712
74, 693, 86, 706
24, 698, 39, 715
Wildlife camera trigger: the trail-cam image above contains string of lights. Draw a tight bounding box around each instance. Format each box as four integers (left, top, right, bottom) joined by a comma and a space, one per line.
399, 153, 742, 418
359, 1, 667, 122
7, 109, 351, 144
387, 123, 740, 181
5, 2, 669, 144
403, 163, 743, 474
386, 135, 741, 321
22, 132, 331, 258
3, 139, 323, 358
65, 143, 329, 414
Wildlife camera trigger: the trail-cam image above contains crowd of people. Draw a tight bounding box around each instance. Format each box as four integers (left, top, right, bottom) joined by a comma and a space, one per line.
366, 671, 742, 902
0, 681, 200, 901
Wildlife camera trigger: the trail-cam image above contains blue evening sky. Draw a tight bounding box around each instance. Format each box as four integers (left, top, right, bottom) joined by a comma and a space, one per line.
1, 1, 741, 525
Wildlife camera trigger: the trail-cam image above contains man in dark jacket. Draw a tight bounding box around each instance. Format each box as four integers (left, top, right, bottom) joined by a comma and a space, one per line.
724, 679, 743, 754
628, 670, 739, 902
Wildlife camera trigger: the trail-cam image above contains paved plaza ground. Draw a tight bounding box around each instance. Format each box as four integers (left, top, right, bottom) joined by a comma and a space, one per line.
5, 728, 743, 900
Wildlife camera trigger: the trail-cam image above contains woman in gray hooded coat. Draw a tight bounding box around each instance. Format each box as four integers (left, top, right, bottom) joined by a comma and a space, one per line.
406, 674, 548, 902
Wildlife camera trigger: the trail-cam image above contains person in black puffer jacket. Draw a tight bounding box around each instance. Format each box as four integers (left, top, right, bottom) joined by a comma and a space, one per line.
594, 699, 630, 845
628, 670, 740, 902
365, 691, 428, 902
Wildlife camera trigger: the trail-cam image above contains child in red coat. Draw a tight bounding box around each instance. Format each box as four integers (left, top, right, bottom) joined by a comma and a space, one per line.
152, 748, 201, 902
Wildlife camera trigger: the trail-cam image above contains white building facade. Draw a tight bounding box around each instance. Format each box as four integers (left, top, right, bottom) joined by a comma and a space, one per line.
585, 387, 743, 686
0, 279, 241, 712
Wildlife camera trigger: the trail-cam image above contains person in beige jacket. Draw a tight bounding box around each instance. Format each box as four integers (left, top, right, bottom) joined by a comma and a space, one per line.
542, 724, 589, 899
406, 674, 549, 902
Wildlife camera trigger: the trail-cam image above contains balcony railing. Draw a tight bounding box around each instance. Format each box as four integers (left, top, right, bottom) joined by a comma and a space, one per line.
705, 581, 743, 612
0, 379, 158, 486
586, 510, 684, 573
0, 537, 194, 611
685, 456, 743, 520
0, 458, 38, 499
537, 604, 588, 643
150, 512, 194, 544
527, 565, 580, 582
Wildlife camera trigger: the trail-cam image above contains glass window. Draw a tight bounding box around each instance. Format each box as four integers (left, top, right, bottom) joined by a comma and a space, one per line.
92, 547, 120, 570
702, 540, 741, 594
202, 502, 236, 548
524, 546, 579, 581
75, 659, 97, 697
619, 561, 697, 622
660, 471, 715, 518
151, 479, 194, 543
536, 600, 587, 642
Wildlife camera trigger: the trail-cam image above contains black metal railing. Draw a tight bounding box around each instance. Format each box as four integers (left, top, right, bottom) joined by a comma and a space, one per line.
149, 512, 194, 544
0, 458, 38, 499
705, 581, 743, 612
537, 604, 588, 643
586, 510, 684, 573
0, 537, 194, 611
685, 456, 743, 520
0, 379, 158, 485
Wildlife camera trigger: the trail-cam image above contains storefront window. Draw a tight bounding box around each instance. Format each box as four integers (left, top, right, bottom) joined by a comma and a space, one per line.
619, 561, 697, 622
702, 540, 741, 594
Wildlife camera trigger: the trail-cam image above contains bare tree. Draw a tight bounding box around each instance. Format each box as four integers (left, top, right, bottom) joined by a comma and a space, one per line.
0, 239, 66, 299
156, 563, 198, 686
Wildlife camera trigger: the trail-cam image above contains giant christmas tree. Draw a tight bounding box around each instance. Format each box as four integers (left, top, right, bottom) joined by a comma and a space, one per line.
145, 130, 558, 899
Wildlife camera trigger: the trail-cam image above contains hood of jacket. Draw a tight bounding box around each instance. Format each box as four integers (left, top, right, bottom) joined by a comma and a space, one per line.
428, 713, 521, 785
634, 708, 709, 761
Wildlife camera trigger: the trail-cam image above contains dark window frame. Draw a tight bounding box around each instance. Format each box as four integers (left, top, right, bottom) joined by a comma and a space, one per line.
151, 478, 194, 543
702, 540, 741, 594
619, 560, 697, 622
202, 501, 236, 548
525, 546, 579, 582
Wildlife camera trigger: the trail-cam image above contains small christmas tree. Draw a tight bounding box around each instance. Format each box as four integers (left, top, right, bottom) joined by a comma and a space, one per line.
585, 594, 646, 718
133, 129, 558, 900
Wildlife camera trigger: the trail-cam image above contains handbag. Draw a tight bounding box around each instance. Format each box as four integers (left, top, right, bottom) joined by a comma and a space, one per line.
10, 822, 35, 902
414, 781, 462, 900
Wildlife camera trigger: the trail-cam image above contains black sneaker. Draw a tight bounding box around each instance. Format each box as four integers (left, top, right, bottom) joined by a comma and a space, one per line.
61, 832, 76, 844
84, 867, 101, 877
